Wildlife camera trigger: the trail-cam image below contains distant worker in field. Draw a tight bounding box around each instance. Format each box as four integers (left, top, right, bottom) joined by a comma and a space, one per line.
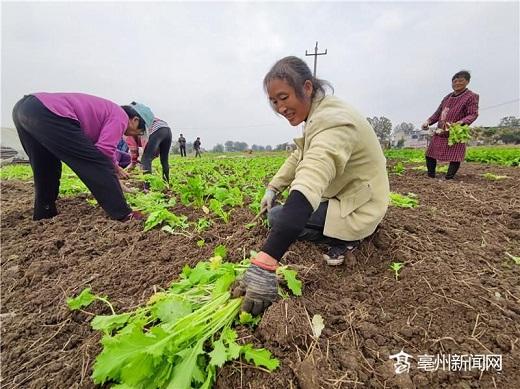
233, 56, 390, 315
126, 115, 172, 182
193, 137, 202, 157
178, 133, 187, 157
421, 70, 479, 180
12, 93, 152, 221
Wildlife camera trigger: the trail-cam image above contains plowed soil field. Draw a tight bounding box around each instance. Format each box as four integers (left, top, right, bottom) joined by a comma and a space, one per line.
1, 162, 519, 389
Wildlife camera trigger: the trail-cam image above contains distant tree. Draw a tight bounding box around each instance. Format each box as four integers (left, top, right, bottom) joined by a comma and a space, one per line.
233, 142, 248, 152
212, 143, 224, 153
499, 129, 520, 144
367, 116, 392, 148
258, 145, 265, 152
265, 145, 272, 151
393, 122, 415, 135
274, 142, 289, 151
396, 138, 405, 148
224, 140, 234, 152
251, 144, 260, 151
498, 116, 520, 128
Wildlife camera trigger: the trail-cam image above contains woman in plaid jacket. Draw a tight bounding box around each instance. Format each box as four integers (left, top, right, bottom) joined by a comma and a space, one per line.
422, 70, 479, 180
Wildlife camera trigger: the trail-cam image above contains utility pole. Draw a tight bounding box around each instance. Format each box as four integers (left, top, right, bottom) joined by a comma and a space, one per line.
305, 41, 327, 77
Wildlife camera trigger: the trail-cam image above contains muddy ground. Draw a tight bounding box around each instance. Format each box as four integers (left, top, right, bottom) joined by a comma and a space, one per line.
1, 162, 519, 389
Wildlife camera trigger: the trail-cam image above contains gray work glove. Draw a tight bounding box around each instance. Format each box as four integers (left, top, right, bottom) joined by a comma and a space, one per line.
260, 188, 278, 212
232, 264, 278, 315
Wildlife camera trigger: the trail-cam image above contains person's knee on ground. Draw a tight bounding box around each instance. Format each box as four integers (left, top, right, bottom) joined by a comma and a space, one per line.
267, 205, 284, 228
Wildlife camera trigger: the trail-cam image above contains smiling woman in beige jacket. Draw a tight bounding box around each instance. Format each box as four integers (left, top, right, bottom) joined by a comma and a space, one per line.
233, 56, 390, 315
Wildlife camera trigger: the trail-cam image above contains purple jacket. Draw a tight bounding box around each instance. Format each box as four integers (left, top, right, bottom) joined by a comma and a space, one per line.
33, 92, 128, 164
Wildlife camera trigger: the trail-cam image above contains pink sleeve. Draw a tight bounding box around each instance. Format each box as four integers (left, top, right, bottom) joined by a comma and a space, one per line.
460, 94, 479, 125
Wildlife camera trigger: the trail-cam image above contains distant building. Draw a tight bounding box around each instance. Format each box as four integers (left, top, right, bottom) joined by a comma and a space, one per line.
391, 128, 430, 148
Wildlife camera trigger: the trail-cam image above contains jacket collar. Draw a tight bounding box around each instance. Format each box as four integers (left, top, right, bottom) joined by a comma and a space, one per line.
304, 95, 326, 128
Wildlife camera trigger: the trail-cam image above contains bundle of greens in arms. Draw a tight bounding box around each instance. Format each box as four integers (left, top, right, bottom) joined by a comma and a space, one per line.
66, 246, 300, 388
448, 123, 472, 146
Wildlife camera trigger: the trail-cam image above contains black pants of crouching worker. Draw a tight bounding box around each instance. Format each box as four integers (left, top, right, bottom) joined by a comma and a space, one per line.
268, 201, 357, 247
12, 95, 131, 221
141, 126, 172, 182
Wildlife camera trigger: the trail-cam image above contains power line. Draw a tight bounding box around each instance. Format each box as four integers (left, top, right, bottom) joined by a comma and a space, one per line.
175, 99, 519, 131
176, 123, 279, 130
480, 98, 520, 111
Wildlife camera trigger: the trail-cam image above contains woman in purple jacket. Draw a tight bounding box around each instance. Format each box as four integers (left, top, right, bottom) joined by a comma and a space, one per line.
12, 93, 153, 221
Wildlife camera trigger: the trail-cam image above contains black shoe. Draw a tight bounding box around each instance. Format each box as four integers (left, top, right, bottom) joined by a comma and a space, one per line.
427, 173, 436, 178
33, 203, 58, 220
323, 240, 360, 266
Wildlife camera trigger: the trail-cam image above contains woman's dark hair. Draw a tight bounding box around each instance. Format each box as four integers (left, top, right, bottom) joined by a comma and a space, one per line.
452, 70, 471, 81
121, 105, 146, 131
263, 56, 333, 100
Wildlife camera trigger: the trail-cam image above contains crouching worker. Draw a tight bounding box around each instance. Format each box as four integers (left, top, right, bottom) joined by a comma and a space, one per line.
12, 93, 153, 221
127, 116, 172, 183
233, 56, 390, 315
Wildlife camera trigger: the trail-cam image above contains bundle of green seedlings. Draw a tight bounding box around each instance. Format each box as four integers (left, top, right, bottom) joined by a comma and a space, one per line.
67, 246, 301, 389
389, 192, 419, 208
448, 123, 472, 146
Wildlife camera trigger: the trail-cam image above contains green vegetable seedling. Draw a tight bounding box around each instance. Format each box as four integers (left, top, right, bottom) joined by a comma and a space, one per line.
390, 262, 404, 281
67, 288, 115, 315
505, 252, 520, 265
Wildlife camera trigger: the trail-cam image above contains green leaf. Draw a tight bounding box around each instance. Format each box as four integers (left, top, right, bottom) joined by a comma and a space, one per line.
91, 313, 131, 334
239, 311, 261, 326
119, 352, 155, 385
209, 339, 228, 367
196, 239, 205, 248
167, 340, 205, 389
241, 344, 280, 371
199, 364, 216, 389
277, 266, 302, 296
188, 263, 213, 285
212, 272, 236, 297
151, 297, 192, 323
227, 341, 242, 360
67, 288, 97, 310
209, 255, 222, 270
213, 244, 228, 259
92, 327, 165, 384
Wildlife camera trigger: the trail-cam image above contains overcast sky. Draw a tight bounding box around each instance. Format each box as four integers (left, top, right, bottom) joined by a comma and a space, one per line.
2, 1, 519, 148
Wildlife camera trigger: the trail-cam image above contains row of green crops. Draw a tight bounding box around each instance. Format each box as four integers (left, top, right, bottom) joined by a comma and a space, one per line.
384, 146, 520, 166
1, 147, 516, 232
